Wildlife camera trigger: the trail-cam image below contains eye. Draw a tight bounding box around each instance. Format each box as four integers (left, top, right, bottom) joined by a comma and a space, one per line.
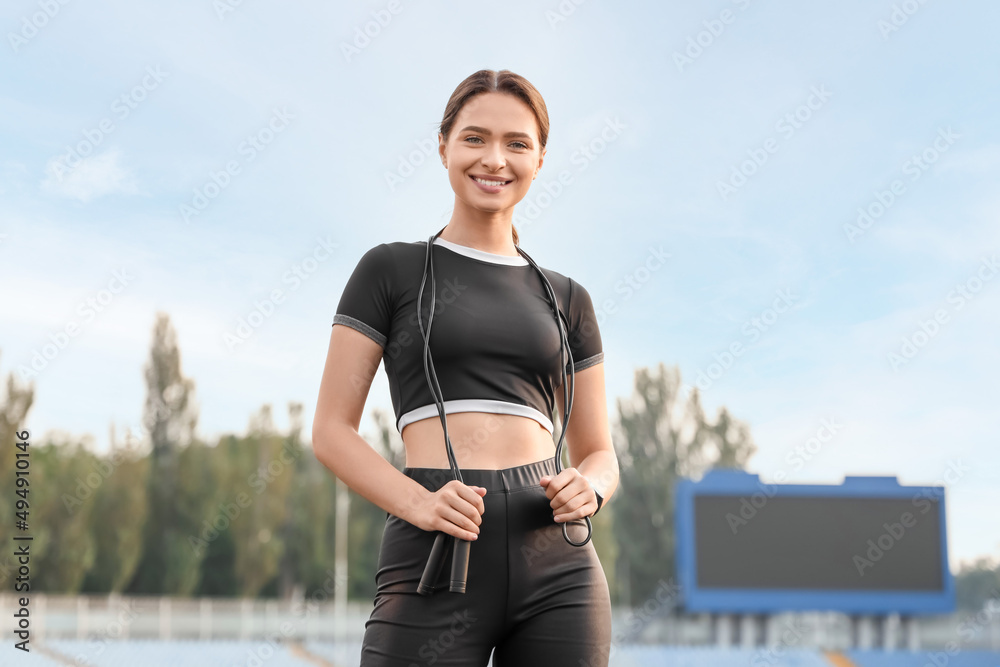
462, 136, 529, 150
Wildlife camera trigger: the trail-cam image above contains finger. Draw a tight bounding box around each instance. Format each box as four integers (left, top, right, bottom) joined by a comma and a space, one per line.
552, 494, 590, 520
549, 477, 587, 510
551, 489, 588, 514
441, 505, 480, 538
542, 472, 570, 500
456, 484, 486, 516
555, 506, 591, 523
436, 483, 479, 523
551, 477, 597, 511
442, 481, 480, 510
553, 468, 582, 492
450, 491, 484, 526
556, 495, 599, 522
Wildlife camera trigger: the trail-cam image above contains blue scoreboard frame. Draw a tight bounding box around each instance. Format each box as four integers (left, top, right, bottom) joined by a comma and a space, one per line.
674, 469, 955, 614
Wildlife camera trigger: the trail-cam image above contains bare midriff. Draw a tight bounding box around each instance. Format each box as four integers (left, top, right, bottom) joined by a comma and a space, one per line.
401, 411, 556, 470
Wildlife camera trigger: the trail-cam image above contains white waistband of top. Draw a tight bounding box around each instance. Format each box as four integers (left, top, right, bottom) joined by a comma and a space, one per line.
433, 236, 529, 266
397, 399, 554, 434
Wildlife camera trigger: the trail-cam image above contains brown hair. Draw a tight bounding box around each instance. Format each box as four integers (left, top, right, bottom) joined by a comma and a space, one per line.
439, 69, 549, 247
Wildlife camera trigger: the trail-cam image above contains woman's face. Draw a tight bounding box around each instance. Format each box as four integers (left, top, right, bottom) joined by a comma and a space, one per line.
439, 91, 545, 214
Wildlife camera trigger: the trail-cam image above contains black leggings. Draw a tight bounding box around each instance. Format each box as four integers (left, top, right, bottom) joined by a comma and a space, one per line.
360, 456, 612, 666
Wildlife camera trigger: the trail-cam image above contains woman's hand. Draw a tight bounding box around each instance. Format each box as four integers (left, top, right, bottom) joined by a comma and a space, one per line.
539, 468, 598, 523
407, 480, 487, 541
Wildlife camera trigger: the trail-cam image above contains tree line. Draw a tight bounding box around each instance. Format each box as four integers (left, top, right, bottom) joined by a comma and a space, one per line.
0, 312, 991, 609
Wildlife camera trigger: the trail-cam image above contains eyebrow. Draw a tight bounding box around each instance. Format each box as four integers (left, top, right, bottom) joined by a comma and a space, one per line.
459, 125, 533, 140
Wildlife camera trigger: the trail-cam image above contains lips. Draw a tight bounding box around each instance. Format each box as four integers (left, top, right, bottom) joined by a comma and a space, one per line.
469, 175, 513, 193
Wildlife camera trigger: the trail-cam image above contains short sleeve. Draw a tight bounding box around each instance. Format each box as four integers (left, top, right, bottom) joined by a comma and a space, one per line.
566, 278, 603, 372
332, 243, 395, 349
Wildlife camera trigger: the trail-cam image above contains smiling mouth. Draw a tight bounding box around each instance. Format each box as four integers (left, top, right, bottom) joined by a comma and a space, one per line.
470, 175, 513, 187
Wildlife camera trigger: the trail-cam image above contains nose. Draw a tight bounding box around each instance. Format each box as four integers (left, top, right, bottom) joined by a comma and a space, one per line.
480, 142, 506, 172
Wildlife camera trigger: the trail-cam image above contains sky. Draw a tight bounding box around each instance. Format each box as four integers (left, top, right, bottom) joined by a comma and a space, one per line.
1, 0, 998, 573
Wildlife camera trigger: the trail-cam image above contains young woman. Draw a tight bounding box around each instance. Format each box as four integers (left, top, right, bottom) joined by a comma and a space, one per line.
312, 69, 619, 667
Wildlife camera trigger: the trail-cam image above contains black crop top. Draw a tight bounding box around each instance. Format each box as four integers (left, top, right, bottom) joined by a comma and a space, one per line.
332, 236, 604, 435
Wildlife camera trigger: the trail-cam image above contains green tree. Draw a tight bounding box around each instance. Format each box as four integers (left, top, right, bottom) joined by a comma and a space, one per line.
32, 437, 98, 592
194, 517, 239, 597
81, 425, 150, 593
705, 405, 756, 470
129, 312, 215, 595
955, 556, 1000, 611
0, 351, 35, 560
611, 362, 756, 606
274, 402, 338, 600
227, 405, 297, 597
172, 437, 226, 595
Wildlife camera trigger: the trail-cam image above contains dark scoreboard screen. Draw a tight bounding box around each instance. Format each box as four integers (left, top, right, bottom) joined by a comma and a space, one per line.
693, 495, 943, 590
674, 470, 955, 614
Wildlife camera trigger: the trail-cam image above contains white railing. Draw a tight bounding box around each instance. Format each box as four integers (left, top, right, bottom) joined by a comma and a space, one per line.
3, 593, 997, 652
1, 593, 369, 644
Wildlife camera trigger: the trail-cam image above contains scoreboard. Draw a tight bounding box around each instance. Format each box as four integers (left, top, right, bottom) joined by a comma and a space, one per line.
674, 469, 954, 614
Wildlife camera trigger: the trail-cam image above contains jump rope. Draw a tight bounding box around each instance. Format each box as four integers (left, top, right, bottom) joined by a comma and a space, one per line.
415, 226, 592, 596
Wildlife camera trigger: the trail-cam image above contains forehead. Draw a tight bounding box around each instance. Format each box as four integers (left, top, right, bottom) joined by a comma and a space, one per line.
455, 92, 538, 136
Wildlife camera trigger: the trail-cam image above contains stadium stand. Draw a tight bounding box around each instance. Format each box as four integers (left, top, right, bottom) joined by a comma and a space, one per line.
606, 645, 836, 667
304, 639, 363, 665
40, 639, 318, 666
845, 648, 1000, 667
0, 646, 67, 667
4, 641, 998, 666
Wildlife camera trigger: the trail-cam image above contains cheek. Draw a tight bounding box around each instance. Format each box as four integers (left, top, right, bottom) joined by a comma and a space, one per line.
518, 163, 538, 186
451, 170, 470, 192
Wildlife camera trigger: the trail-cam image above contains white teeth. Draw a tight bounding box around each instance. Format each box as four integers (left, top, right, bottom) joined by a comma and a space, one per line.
473, 177, 508, 187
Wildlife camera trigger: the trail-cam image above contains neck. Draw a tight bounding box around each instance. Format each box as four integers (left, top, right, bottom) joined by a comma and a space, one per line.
440, 202, 517, 256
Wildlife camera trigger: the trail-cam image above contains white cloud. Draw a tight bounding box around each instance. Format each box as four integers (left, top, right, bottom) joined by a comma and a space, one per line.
938, 143, 1000, 175
40, 147, 139, 202
876, 206, 1000, 262
0, 160, 29, 196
